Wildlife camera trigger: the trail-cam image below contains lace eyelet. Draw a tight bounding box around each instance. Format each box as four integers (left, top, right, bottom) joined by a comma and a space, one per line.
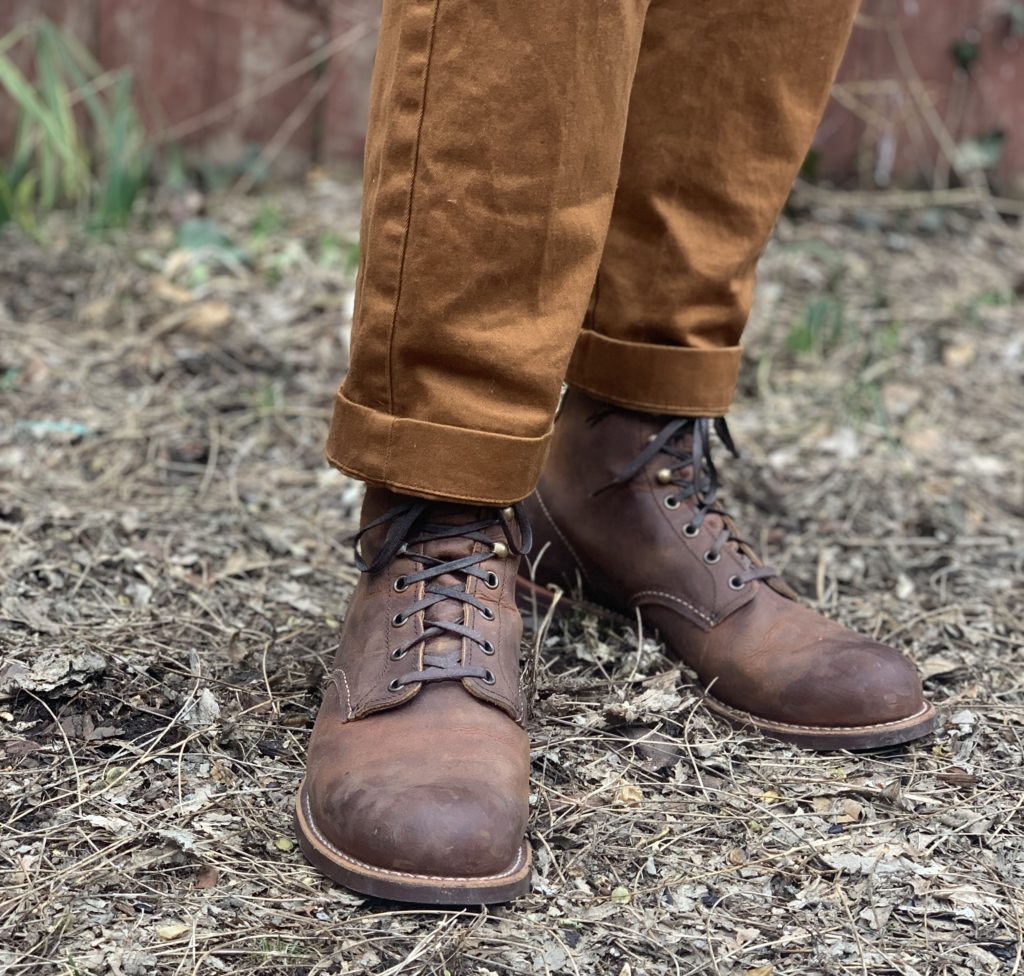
703, 550, 721, 564
482, 669, 496, 685
728, 575, 746, 590
391, 612, 407, 628
387, 677, 403, 692
480, 606, 495, 621
390, 646, 408, 660
664, 496, 681, 510
393, 576, 408, 593
481, 640, 495, 655
484, 571, 500, 590
683, 523, 700, 538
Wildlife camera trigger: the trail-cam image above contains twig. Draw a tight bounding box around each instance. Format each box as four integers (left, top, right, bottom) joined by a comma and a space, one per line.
153, 22, 373, 145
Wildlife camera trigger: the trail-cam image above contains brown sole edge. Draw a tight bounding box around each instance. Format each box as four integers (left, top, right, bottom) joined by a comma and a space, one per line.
702, 694, 938, 751
516, 576, 938, 752
294, 782, 532, 905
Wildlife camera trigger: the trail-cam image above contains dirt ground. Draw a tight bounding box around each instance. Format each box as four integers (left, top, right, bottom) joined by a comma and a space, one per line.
1, 181, 1022, 976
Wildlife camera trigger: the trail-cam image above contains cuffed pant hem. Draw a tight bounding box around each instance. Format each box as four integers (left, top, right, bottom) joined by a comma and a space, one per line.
565, 329, 742, 416
325, 390, 553, 505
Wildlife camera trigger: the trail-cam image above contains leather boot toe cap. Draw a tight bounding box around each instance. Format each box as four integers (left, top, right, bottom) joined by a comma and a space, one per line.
311, 773, 528, 879
770, 636, 926, 729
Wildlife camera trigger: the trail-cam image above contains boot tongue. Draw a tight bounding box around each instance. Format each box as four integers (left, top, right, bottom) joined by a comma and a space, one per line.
410, 504, 494, 659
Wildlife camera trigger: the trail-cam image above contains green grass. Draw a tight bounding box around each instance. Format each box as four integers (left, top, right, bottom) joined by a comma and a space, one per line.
0, 18, 150, 231
785, 294, 848, 357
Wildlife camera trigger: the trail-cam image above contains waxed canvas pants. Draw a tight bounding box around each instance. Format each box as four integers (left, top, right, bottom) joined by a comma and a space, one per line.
326, 0, 861, 505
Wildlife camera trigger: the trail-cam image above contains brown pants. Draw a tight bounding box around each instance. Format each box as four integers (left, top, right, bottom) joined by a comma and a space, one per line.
326, 0, 860, 505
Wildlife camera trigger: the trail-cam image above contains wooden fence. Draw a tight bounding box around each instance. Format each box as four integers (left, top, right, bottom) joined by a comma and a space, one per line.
2, 0, 1023, 195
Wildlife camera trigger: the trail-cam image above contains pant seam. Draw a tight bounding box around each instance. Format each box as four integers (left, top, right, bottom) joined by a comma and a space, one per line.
385, 0, 442, 416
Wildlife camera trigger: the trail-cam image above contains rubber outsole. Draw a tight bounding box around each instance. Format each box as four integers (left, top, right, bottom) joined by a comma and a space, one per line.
294, 781, 532, 905
516, 576, 937, 751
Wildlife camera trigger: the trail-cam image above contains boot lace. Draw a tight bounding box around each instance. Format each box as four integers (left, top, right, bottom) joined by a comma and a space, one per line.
354, 498, 532, 690
595, 413, 776, 589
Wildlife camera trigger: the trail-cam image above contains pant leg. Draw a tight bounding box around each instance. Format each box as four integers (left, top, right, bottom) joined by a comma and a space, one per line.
326, 0, 648, 505
566, 0, 861, 416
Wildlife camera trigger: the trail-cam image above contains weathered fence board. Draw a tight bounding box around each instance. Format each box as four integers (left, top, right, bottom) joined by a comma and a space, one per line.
1, 0, 1022, 192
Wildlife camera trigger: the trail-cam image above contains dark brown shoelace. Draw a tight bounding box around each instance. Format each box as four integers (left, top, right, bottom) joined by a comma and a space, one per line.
594, 412, 777, 589
355, 498, 532, 691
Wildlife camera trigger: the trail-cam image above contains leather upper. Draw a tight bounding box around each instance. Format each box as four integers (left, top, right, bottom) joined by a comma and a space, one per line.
303, 488, 531, 878
524, 389, 927, 730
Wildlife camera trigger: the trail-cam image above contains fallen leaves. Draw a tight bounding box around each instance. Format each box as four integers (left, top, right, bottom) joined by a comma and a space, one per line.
2, 191, 1021, 976
0, 646, 106, 695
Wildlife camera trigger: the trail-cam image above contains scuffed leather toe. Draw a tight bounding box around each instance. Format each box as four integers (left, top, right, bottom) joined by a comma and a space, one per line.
317, 775, 526, 878
305, 683, 529, 880
753, 635, 926, 729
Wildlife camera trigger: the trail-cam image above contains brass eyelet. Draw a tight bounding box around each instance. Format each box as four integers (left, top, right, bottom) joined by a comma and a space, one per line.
728, 575, 746, 590
703, 550, 721, 564
492, 542, 509, 558
664, 496, 681, 510
393, 576, 408, 593
484, 571, 500, 589
656, 468, 673, 485
683, 523, 700, 538
481, 640, 495, 655
482, 670, 496, 685
480, 606, 495, 621
387, 678, 403, 692
391, 613, 407, 628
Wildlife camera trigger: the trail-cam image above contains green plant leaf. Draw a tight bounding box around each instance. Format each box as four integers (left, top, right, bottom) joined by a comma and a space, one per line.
0, 17, 150, 230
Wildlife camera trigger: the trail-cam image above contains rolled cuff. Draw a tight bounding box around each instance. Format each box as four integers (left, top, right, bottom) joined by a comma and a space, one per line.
566, 330, 742, 416
325, 390, 553, 505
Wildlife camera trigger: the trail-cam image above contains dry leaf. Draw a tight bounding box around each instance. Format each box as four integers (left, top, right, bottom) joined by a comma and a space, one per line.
835, 798, 864, 823
938, 768, 979, 788
617, 783, 643, 806
920, 656, 961, 680
609, 886, 631, 905
943, 341, 976, 368
156, 922, 190, 940
152, 277, 194, 304
195, 865, 219, 889
185, 300, 232, 335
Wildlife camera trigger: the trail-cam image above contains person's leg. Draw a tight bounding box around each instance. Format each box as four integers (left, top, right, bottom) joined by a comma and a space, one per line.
298, 0, 650, 904
326, 0, 648, 505
523, 0, 936, 749
568, 0, 859, 415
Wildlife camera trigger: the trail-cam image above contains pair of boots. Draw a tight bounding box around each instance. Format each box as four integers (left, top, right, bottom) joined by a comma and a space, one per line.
295, 391, 935, 904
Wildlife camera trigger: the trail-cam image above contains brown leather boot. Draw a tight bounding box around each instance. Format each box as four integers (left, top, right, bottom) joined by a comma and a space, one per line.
295, 488, 533, 903
519, 390, 936, 750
